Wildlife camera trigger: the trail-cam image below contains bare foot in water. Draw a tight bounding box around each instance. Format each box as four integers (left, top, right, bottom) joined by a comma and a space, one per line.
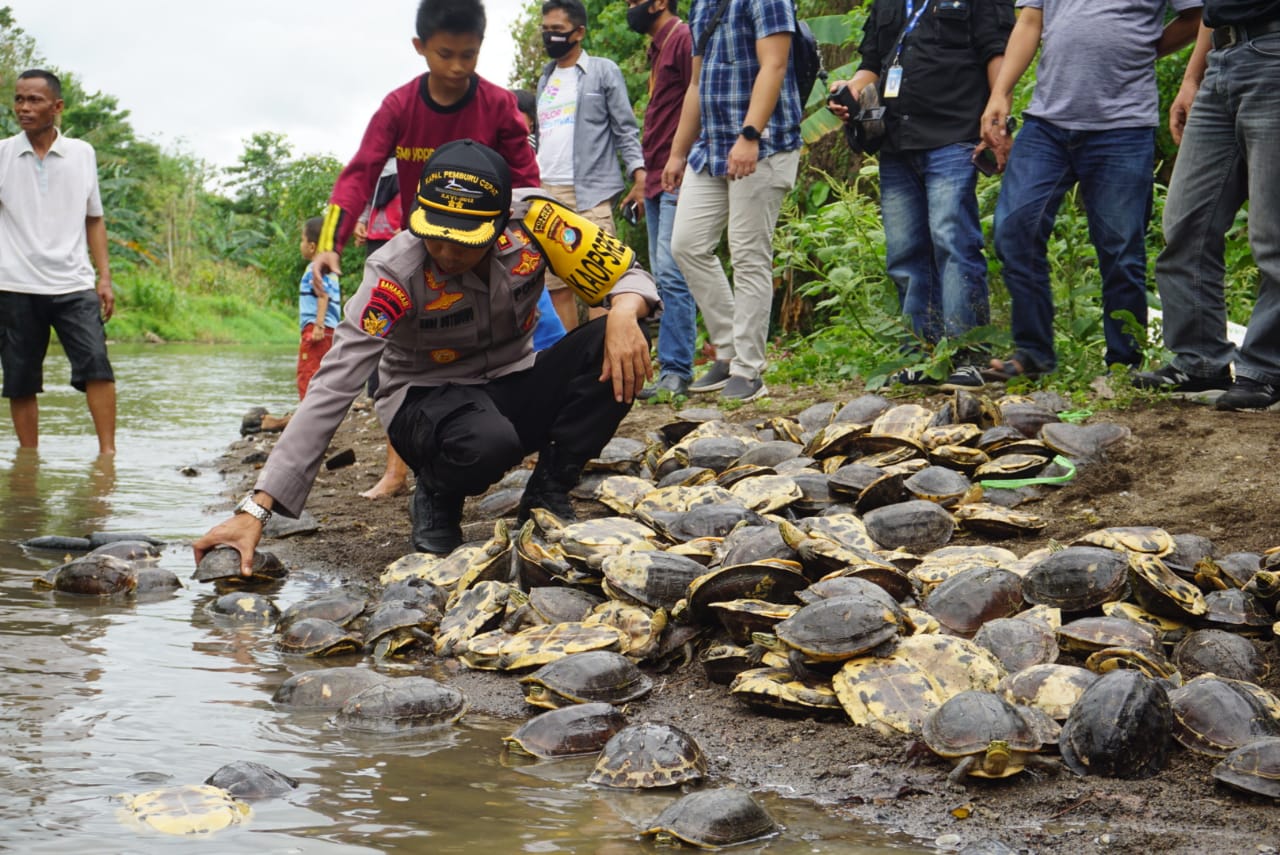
359, 441, 410, 500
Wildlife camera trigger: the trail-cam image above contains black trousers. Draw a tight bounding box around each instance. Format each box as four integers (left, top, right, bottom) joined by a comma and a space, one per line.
386, 316, 637, 497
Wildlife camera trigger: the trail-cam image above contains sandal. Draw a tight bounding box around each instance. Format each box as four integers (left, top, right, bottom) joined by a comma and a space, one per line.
981, 354, 1042, 382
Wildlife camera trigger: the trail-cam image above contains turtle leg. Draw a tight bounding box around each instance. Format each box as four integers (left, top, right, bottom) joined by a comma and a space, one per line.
946, 755, 977, 788
786, 649, 821, 683
1023, 754, 1063, 778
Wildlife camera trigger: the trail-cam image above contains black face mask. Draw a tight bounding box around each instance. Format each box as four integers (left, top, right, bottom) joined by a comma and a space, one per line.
626, 1, 661, 35
542, 31, 576, 59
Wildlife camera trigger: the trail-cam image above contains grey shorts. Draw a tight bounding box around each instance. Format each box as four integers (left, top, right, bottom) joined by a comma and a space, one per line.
0, 290, 114, 398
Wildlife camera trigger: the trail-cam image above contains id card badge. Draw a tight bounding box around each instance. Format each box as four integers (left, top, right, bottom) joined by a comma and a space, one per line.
884, 65, 903, 99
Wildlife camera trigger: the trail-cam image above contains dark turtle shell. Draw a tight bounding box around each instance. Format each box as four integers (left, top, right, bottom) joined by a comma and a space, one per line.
643, 788, 778, 848
649, 502, 765, 543
922, 690, 1044, 758
87, 539, 163, 562
587, 722, 707, 788
192, 546, 286, 586
834, 394, 893, 425
133, 566, 182, 596
680, 436, 750, 473
271, 666, 388, 710
1212, 737, 1280, 798
683, 561, 809, 625
1059, 670, 1172, 779
1173, 629, 1270, 683
336, 676, 467, 732
205, 591, 281, 624
923, 566, 1023, 637
1022, 546, 1130, 611
1169, 675, 1280, 757
1200, 588, 1273, 632
862, 500, 956, 553
600, 549, 708, 611
277, 592, 368, 632
1040, 421, 1131, 464
204, 761, 298, 799
903, 466, 977, 508
973, 616, 1059, 672
276, 617, 362, 657
772, 593, 906, 661
718, 524, 800, 567
42, 554, 137, 596
735, 439, 804, 467
379, 577, 449, 613
519, 650, 654, 709
502, 702, 629, 759
1057, 615, 1158, 654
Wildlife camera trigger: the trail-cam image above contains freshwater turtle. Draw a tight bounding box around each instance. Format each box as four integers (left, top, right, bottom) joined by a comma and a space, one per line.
728, 473, 802, 514
951, 503, 1047, 538
861, 500, 955, 553
643, 789, 779, 849
998, 663, 1098, 721
587, 722, 707, 788
276, 592, 368, 633
271, 666, 388, 710
735, 439, 804, 467
192, 546, 286, 587
336, 676, 467, 732
460, 621, 626, 671
502, 702, 629, 759
502, 586, 604, 631
1169, 675, 1280, 757
583, 601, 667, 660
118, 784, 251, 835
1212, 738, 1280, 798
923, 566, 1023, 637
1127, 552, 1207, 619
1058, 669, 1172, 779
1200, 587, 1273, 633
204, 761, 298, 799
275, 617, 362, 657
592, 475, 655, 515
204, 591, 281, 624
718, 524, 800, 567
681, 560, 809, 625
903, 466, 980, 509
1172, 629, 1269, 683
909, 545, 1020, 594
378, 576, 449, 613
1057, 615, 1159, 654
519, 650, 654, 709
363, 602, 440, 660
648, 502, 765, 543
709, 599, 799, 645
729, 666, 844, 718
833, 393, 892, 425
1074, 525, 1175, 556
434, 580, 516, 657
39, 554, 137, 596
600, 549, 708, 611
920, 691, 1059, 786
449, 519, 515, 596
752, 593, 908, 680
973, 616, 1059, 672
587, 436, 648, 476
87, 539, 163, 562
533, 510, 662, 570
1021, 547, 1130, 612
378, 551, 444, 586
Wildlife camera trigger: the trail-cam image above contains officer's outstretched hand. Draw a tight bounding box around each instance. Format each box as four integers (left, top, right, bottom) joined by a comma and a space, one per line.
600, 295, 653, 404
193, 514, 265, 578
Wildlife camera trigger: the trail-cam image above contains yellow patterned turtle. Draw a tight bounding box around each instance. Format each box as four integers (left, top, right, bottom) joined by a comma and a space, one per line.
119, 784, 250, 835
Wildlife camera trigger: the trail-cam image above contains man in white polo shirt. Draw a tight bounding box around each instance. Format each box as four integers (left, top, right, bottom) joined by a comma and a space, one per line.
0, 69, 115, 455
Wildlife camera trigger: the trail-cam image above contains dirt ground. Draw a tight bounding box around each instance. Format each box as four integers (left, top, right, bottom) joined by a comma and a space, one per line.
208, 382, 1280, 855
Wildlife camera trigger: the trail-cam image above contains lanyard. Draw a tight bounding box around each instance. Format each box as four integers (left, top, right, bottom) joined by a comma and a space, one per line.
892, 0, 931, 65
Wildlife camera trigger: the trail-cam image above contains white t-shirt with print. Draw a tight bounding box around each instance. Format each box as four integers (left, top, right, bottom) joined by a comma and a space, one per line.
536, 67, 578, 184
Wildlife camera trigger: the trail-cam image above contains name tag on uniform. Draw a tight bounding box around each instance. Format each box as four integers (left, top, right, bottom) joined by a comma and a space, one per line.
884, 65, 903, 99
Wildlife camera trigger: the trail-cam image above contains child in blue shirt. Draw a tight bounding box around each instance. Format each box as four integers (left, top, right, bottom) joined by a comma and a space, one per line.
297, 216, 342, 399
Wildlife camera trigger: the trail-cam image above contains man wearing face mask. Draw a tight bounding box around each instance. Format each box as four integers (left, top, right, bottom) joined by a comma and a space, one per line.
536, 0, 647, 331
628, 0, 697, 401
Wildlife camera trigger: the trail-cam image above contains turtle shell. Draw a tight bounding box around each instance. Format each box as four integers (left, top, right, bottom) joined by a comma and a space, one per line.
923, 566, 1023, 637
643, 788, 778, 848
1040, 421, 1131, 463
999, 663, 1097, 721
680, 436, 751, 472
802, 422, 871, 460
1169, 675, 1280, 757
379, 576, 449, 613
118, 784, 251, 835
379, 551, 444, 586
192, 546, 286, 586
903, 466, 978, 508
834, 394, 893, 425
363, 602, 439, 659
275, 617, 362, 657
952, 503, 1047, 538
434, 581, 514, 656
973, 616, 1059, 672
1074, 525, 1175, 555
587, 722, 707, 788
519, 650, 654, 708
862, 500, 955, 553
922, 690, 1044, 760
587, 436, 648, 475
728, 473, 802, 514
204, 761, 298, 799
929, 444, 990, 474
600, 549, 709, 610
683, 561, 809, 625
729, 666, 845, 717
1059, 669, 1172, 779
1212, 738, 1280, 798
718, 524, 800, 567
771, 594, 906, 661
1100, 601, 1189, 644
973, 453, 1049, 481
204, 591, 281, 624
921, 422, 983, 450
475, 486, 524, 518
460, 622, 626, 671
1022, 546, 1130, 611
709, 599, 799, 645
1200, 588, 1273, 632
796, 514, 879, 552
336, 676, 467, 732
43, 554, 137, 596
88, 539, 162, 562
277, 592, 368, 632
1057, 615, 1158, 654
852, 472, 909, 515
1173, 629, 1270, 683
271, 666, 388, 710
592, 475, 656, 514
503, 702, 629, 759
734, 439, 805, 467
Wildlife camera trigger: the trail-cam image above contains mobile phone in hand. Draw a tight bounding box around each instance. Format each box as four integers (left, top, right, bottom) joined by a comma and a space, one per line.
621, 201, 639, 226
974, 147, 999, 177
827, 86, 859, 114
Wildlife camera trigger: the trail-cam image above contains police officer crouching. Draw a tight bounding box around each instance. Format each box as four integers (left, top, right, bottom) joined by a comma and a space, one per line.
194, 139, 659, 571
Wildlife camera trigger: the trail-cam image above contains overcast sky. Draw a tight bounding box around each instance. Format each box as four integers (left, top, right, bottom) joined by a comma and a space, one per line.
5, 0, 528, 170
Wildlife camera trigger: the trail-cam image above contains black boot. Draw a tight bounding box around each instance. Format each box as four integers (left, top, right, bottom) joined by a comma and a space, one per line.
516, 443, 584, 525
409, 482, 464, 555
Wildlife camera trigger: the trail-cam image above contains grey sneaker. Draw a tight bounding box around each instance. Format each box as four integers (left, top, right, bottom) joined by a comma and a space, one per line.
638, 373, 690, 400
939, 365, 985, 391
689, 360, 732, 393
721, 375, 768, 402
888, 368, 934, 388
1215, 377, 1280, 411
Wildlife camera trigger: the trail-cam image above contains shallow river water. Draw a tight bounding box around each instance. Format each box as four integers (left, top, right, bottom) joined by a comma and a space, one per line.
0, 344, 927, 853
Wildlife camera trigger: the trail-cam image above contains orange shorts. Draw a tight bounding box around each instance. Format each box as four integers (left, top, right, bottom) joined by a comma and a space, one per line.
297, 324, 335, 399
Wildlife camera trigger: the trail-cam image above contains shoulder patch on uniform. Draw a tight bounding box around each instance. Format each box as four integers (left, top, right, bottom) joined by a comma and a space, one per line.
494, 224, 532, 256
511, 247, 543, 277
430, 348, 459, 364
361, 278, 413, 339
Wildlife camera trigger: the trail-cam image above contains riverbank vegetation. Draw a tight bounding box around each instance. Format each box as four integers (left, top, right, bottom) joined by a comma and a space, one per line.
1, 3, 1255, 396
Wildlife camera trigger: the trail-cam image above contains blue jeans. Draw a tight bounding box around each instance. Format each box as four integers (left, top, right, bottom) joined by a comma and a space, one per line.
645, 190, 696, 379
994, 118, 1154, 372
880, 143, 989, 349
1156, 33, 1280, 385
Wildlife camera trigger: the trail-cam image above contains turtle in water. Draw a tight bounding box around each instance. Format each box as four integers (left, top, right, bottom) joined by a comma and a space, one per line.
336, 676, 467, 733
502, 702, 629, 759
275, 617, 362, 657
36, 554, 137, 596
118, 784, 250, 835
204, 591, 281, 625
587, 721, 707, 788
271, 666, 388, 710
204, 760, 298, 799
918, 690, 1060, 787
642, 788, 779, 848
192, 546, 287, 588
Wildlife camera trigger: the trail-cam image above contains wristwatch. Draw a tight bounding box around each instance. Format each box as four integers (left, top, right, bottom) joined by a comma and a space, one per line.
739, 124, 761, 142
234, 493, 273, 526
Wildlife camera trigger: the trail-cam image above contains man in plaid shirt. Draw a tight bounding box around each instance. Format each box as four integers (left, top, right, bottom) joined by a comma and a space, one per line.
662, 0, 803, 402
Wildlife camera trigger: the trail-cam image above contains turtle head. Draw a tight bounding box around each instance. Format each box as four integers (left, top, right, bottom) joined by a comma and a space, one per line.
982, 739, 1012, 776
